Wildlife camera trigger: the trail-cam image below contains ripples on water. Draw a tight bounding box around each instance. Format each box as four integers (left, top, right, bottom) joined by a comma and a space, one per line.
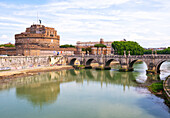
0, 62, 169, 118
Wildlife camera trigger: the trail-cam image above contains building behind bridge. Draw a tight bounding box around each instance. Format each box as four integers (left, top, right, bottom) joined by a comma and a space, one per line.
75, 39, 128, 55
76, 38, 113, 55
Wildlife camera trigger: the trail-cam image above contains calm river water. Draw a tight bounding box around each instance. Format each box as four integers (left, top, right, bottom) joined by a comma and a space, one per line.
0, 62, 169, 118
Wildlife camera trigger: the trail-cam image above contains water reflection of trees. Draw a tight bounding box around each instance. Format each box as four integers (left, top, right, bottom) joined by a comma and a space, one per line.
74, 70, 138, 88
68, 69, 160, 88
0, 69, 161, 91
16, 82, 60, 107
14, 70, 79, 107
0, 69, 162, 107
0, 70, 74, 107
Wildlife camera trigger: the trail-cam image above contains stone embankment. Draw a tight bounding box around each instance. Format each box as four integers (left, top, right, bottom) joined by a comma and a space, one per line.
0, 65, 73, 79
163, 76, 170, 101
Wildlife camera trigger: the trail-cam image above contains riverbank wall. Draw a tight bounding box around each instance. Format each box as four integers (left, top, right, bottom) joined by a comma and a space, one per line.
0, 55, 72, 79
163, 76, 170, 102
0, 55, 67, 71
0, 65, 73, 79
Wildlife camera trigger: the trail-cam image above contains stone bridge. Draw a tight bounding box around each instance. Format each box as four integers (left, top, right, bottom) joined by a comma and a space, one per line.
66, 54, 170, 74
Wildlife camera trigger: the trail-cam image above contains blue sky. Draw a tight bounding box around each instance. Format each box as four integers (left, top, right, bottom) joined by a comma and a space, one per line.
0, 0, 170, 48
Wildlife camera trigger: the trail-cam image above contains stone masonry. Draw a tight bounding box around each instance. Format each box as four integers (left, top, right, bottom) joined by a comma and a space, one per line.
0, 56, 66, 70
66, 54, 170, 74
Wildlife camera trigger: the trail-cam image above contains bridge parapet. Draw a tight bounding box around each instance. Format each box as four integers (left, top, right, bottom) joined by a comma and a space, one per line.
65, 54, 170, 74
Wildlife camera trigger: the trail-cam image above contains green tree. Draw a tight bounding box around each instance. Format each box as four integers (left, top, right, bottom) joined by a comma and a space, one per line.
144, 47, 170, 54
60, 44, 75, 48
144, 49, 152, 54
112, 41, 144, 55
157, 47, 170, 54
85, 47, 92, 53
0, 43, 15, 47
82, 47, 92, 54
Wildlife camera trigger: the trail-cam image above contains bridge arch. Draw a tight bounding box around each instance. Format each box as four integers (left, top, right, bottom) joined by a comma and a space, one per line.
85, 58, 98, 66
129, 59, 148, 69
69, 58, 81, 65
69, 58, 77, 65
105, 59, 120, 67
156, 59, 169, 73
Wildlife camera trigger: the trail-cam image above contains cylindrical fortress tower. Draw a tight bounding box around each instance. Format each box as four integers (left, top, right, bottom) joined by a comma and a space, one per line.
15, 24, 60, 56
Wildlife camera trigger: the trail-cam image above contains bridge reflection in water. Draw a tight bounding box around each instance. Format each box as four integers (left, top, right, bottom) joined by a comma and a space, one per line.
0, 63, 165, 107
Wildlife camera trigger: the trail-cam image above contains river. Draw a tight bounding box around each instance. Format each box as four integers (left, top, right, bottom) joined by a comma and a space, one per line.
0, 62, 169, 118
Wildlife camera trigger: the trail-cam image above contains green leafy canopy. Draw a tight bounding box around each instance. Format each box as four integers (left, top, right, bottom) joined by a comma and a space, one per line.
94, 44, 107, 48
112, 41, 144, 55
60, 44, 75, 48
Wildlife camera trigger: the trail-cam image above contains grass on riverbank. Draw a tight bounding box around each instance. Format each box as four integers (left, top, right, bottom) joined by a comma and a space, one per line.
77, 65, 85, 67
148, 80, 163, 93
147, 77, 170, 108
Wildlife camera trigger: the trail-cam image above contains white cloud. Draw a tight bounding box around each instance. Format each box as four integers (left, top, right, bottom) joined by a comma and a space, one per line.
0, 2, 30, 9
67, 0, 130, 9
0, 16, 32, 25
0, 35, 8, 39
0, 0, 169, 48
0, 35, 14, 44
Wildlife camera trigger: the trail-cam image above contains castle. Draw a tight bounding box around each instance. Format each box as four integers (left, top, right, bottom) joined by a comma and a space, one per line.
15, 24, 60, 56
0, 24, 76, 56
